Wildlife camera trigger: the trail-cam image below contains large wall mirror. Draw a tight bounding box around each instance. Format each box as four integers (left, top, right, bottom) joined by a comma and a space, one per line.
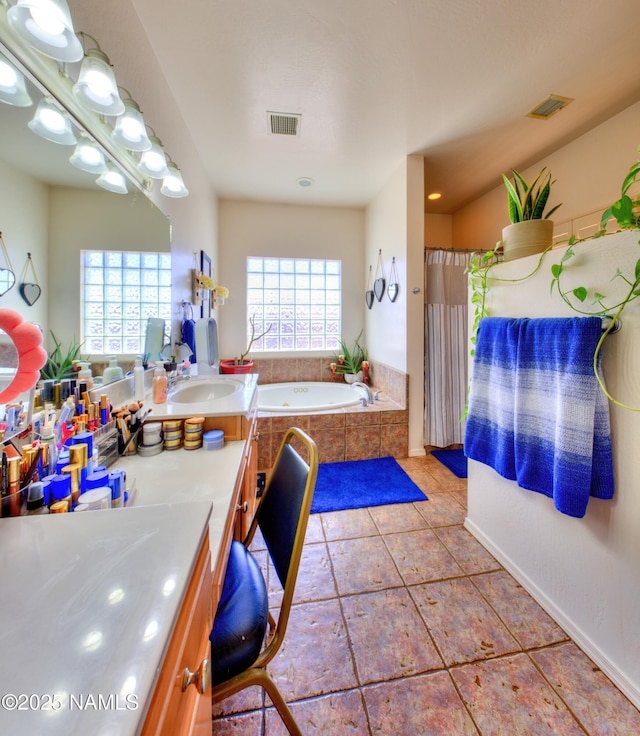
0, 28, 171, 424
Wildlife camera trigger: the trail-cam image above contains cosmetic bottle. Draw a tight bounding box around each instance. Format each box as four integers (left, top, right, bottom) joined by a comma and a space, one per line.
26, 482, 49, 515
41, 423, 58, 476
77, 361, 94, 389
102, 356, 124, 385
133, 357, 145, 401
152, 362, 168, 404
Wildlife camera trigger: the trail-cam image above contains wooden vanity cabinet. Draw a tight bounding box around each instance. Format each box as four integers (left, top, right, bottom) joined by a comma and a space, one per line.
210, 413, 259, 610
141, 532, 213, 736
236, 414, 259, 541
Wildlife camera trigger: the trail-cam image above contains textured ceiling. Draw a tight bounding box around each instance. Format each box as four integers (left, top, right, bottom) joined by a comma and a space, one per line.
10, 1, 640, 214
127, 0, 640, 213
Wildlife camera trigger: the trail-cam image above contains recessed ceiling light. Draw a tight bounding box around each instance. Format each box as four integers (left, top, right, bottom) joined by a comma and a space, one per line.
427, 192, 442, 200
297, 177, 314, 187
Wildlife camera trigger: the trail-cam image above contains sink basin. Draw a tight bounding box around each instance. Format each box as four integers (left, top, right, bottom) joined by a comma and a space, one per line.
168, 379, 242, 404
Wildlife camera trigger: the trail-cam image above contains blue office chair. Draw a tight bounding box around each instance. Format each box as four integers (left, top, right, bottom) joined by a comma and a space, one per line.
210, 427, 318, 735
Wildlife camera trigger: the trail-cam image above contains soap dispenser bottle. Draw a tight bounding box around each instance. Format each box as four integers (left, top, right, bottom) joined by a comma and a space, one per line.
152, 362, 168, 404
102, 356, 124, 385
133, 357, 145, 401
77, 361, 94, 389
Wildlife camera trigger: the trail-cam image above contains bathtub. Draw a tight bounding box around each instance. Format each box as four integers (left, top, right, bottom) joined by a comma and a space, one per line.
257, 381, 365, 413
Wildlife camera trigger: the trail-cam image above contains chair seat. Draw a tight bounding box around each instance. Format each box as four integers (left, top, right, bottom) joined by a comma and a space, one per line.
210, 540, 269, 686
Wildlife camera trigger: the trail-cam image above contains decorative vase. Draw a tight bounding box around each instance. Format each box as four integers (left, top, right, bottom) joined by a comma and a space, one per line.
219, 359, 254, 374
502, 219, 554, 262
344, 371, 363, 384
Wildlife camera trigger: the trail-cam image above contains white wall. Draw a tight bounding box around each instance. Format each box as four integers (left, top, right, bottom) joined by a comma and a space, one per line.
0, 160, 49, 331
366, 162, 408, 373
466, 231, 640, 707
366, 155, 425, 456
425, 213, 453, 249
453, 101, 640, 250
218, 199, 365, 361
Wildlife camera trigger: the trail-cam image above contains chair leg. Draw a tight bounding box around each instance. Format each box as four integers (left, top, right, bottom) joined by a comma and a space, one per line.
255, 669, 303, 736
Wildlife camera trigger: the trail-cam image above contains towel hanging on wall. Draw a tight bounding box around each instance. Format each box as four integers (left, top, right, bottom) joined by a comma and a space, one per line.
181, 301, 196, 362
464, 316, 614, 518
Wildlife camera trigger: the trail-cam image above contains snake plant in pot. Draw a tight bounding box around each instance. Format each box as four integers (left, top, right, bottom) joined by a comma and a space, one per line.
501, 167, 562, 261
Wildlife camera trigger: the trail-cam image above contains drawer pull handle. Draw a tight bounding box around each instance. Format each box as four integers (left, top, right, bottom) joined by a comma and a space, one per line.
253, 431, 261, 442
237, 501, 249, 513
182, 657, 211, 695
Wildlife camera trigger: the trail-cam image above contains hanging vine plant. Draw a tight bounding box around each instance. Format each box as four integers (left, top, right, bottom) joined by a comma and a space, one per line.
549, 235, 640, 411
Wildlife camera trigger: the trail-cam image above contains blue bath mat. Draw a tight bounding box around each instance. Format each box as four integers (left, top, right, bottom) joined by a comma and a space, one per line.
431, 448, 468, 478
311, 456, 427, 514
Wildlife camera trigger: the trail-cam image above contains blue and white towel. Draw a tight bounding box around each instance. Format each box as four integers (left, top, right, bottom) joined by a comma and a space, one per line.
464, 317, 614, 518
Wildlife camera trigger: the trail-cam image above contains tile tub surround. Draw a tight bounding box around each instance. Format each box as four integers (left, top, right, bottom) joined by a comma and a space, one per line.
253, 357, 409, 469
212, 455, 640, 736
251, 357, 408, 407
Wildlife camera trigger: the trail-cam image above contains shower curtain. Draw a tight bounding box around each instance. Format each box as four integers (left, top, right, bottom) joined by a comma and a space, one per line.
424, 249, 472, 448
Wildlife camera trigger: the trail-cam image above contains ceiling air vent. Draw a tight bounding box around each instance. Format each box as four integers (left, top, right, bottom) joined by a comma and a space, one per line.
526, 94, 574, 120
268, 111, 301, 136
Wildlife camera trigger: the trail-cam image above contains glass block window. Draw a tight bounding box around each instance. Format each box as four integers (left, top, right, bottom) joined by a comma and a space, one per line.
81, 250, 172, 355
247, 257, 341, 352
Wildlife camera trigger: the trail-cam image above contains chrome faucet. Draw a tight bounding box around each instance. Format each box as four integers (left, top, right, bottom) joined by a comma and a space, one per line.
167, 373, 191, 391
352, 381, 374, 404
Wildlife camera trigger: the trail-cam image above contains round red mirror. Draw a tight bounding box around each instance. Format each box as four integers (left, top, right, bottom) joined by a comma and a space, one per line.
0, 309, 47, 404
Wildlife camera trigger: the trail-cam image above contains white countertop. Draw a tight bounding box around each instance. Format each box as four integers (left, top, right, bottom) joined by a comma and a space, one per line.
118, 441, 246, 574
0, 501, 211, 736
0, 377, 255, 736
147, 373, 258, 419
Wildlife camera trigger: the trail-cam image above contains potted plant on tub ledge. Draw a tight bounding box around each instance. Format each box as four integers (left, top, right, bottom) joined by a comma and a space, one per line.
332, 330, 368, 384
501, 166, 562, 261
219, 316, 271, 374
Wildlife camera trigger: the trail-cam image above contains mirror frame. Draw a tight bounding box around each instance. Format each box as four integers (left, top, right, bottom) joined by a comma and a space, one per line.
0, 309, 47, 403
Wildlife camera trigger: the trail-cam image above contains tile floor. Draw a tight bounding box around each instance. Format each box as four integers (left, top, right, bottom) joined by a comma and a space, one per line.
212, 454, 640, 735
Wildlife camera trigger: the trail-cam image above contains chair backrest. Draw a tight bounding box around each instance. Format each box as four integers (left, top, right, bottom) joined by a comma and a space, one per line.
249, 427, 318, 662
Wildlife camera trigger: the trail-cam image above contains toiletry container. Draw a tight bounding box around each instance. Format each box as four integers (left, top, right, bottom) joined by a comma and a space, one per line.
133, 357, 145, 401
152, 362, 168, 404
26, 482, 49, 515
142, 421, 163, 447
162, 419, 183, 450
77, 362, 94, 389
78, 487, 111, 510
195, 317, 220, 375
203, 429, 225, 450
102, 356, 124, 385
183, 416, 205, 450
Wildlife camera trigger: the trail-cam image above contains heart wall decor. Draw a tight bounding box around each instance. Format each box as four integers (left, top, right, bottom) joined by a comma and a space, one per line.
374, 249, 386, 301
0, 268, 15, 297
19, 282, 41, 306
387, 257, 399, 302
0, 233, 16, 296
365, 264, 374, 309
365, 290, 374, 309
18, 252, 41, 306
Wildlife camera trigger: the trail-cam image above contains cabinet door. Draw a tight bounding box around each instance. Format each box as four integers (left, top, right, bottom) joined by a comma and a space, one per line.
233, 417, 259, 541
141, 535, 212, 736
242, 421, 259, 537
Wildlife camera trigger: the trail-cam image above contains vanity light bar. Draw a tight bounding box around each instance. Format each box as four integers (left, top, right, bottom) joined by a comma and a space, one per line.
0, 3, 188, 198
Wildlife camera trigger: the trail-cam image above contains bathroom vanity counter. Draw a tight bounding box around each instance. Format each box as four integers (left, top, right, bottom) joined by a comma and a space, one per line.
119, 440, 247, 577
147, 372, 258, 419
0, 500, 212, 736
